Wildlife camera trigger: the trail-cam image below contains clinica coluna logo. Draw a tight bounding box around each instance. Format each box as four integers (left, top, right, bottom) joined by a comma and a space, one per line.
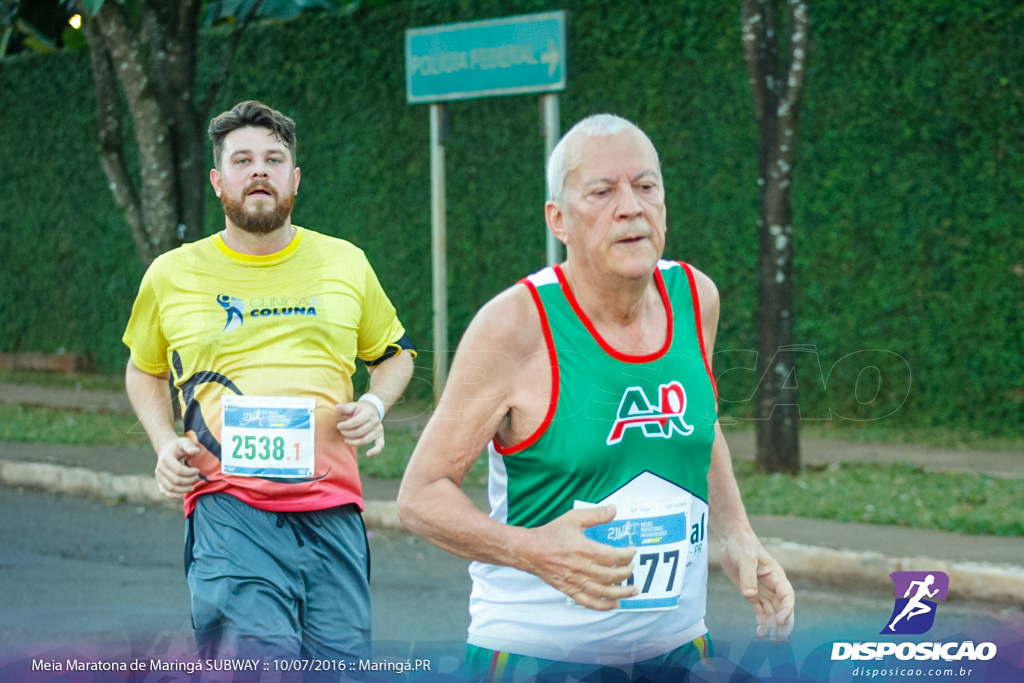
217, 294, 318, 332
246, 295, 318, 319
217, 294, 244, 332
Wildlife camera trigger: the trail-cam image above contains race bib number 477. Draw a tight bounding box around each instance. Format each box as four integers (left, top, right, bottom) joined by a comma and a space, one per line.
572, 498, 691, 611
221, 395, 316, 478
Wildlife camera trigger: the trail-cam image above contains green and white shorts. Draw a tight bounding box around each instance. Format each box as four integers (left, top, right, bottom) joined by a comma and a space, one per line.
464, 634, 713, 682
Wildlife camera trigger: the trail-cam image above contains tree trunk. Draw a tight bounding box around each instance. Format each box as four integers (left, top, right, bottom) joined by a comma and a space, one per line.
741, 0, 809, 474
79, 0, 261, 264
144, 0, 206, 246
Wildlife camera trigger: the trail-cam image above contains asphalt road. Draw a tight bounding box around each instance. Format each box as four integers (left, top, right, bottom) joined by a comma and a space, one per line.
1, 486, 1020, 682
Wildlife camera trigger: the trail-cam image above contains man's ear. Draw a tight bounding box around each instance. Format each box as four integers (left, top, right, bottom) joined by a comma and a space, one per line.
210, 168, 222, 197
545, 201, 568, 245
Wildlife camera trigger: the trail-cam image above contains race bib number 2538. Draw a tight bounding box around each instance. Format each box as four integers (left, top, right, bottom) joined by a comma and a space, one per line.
220, 395, 315, 478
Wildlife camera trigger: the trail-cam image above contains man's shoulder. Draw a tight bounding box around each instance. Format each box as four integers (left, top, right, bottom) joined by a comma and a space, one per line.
297, 227, 362, 252
657, 258, 692, 279
660, 259, 718, 294
464, 279, 543, 353
296, 227, 371, 265
521, 265, 559, 289
660, 259, 720, 330
144, 234, 220, 277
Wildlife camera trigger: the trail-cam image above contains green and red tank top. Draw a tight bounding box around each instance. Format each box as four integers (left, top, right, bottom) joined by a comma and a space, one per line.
467, 260, 719, 663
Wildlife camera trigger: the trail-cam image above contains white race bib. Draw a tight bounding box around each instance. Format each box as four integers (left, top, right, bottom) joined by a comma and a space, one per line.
571, 498, 691, 611
221, 395, 316, 478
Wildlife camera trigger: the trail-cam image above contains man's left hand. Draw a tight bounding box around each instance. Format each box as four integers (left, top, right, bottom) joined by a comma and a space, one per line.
336, 400, 385, 456
720, 532, 795, 642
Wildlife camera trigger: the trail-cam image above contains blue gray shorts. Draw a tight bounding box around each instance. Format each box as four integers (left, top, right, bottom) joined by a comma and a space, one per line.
185, 493, 371, 663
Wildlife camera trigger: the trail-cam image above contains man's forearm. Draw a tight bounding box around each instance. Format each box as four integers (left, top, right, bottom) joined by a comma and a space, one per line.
124, 359, 179, 453
706, 422, 755, 541
365, 350, 414, 412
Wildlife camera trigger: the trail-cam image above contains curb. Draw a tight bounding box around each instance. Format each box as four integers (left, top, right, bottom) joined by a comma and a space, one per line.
1, 460, 166, 505
752, 539, 1024, 606
0, 457, 404, 529
3, 458, 1023, 608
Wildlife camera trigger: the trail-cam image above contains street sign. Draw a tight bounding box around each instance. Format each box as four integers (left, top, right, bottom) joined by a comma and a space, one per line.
405, 11, 566, 104
406, 12, 569, 397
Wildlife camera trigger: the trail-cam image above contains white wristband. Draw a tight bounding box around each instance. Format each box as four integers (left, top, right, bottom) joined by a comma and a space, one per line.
358, 393, 386, 421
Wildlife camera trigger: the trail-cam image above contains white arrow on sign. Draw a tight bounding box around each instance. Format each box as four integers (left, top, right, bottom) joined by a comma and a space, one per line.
541, 39, 560, 77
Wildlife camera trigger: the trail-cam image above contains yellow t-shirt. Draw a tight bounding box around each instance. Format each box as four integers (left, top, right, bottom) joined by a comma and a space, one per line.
123, 227, 410, 515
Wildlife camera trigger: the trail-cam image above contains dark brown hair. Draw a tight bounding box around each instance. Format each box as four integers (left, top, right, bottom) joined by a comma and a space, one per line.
208, 100, 297, 168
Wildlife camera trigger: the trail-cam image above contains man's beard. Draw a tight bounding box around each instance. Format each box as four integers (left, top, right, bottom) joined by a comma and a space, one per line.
221, 182, 295, 235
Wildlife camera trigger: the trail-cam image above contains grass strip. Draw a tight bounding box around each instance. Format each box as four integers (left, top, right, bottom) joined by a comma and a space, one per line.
1, 404, 1020, 536
734, 461, 1024, 537
0, 404, 151, 446
0, 371, 125, 392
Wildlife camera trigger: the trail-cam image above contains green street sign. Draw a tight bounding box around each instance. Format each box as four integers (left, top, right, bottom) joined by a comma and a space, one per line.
405, 11, 567, 104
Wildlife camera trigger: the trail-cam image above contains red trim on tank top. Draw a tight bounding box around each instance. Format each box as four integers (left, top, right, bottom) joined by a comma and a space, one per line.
678, 261, 719, 400
492, 279, 560, 456
553, 264, 673, 363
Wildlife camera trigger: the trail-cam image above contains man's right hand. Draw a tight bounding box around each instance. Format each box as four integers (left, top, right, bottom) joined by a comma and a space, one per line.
520, 505, 639, 611
154, 437, 201, 499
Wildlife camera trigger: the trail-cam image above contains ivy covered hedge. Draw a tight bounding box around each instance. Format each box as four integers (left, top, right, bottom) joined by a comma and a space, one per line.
0, 0, 1020, 435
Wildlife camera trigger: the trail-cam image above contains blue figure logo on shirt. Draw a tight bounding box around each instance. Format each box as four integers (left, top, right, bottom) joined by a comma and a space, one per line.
217, 294, 245, 332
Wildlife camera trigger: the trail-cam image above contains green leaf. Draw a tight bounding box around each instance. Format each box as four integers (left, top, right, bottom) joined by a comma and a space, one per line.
80, 0, 106, 17
14, 18, 56, 53
62, 25, 87, 50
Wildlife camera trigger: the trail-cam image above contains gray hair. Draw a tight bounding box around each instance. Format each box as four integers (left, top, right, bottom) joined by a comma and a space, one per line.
545, 113, 660, 205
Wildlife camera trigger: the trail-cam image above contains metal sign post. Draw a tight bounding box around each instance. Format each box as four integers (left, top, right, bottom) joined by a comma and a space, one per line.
541, 92, 562, 266
406, 11, 567, 399
429, 103, 448, 404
